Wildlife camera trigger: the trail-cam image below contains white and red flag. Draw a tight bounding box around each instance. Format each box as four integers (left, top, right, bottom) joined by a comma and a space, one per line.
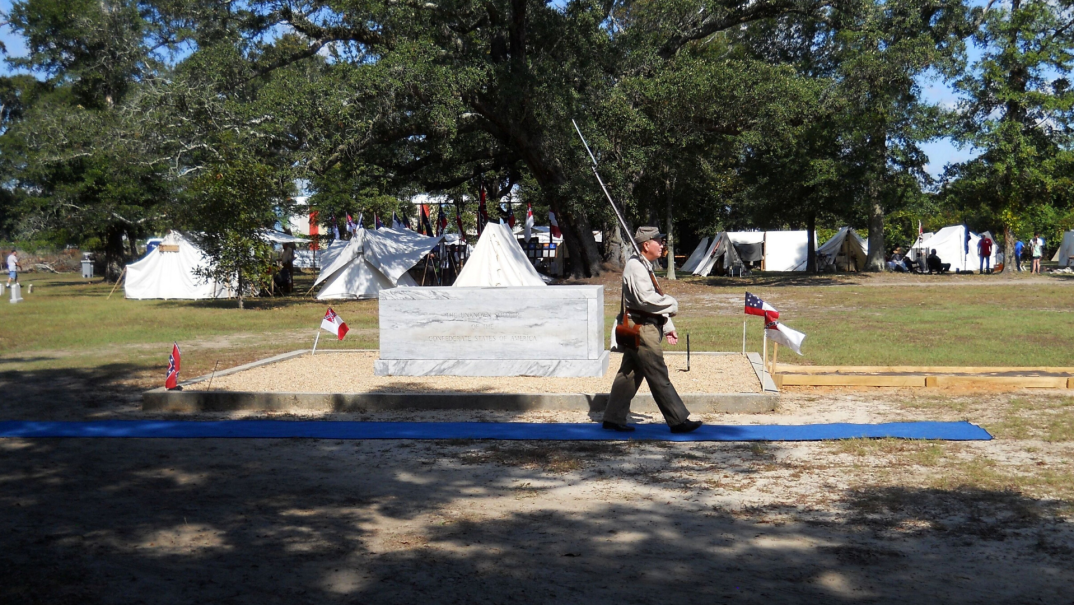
455, 204, 466, 242
548, 210, 561, 238
765, 318, 805, 355
320, 308, 349, 340
165, 343, 181, 390
524, 203, 534, 242
745, 292, 779, 320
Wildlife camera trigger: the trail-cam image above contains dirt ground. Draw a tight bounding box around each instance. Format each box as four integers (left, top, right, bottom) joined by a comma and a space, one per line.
2, 379, 1073, 604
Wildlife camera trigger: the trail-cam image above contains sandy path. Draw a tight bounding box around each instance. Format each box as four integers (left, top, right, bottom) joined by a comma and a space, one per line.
192, 351, 762, 394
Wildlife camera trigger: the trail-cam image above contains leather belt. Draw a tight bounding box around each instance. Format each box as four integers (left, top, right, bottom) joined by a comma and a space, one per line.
627, 308, 667, 326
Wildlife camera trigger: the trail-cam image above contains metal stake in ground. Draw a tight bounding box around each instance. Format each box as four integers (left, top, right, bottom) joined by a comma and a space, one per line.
206, 361, 221, 390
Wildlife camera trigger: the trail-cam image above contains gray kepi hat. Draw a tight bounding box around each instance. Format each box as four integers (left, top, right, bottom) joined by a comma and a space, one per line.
634, 226, 665, 244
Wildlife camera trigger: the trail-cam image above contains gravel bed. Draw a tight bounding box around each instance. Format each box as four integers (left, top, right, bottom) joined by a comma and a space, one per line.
192, 351, 761, 394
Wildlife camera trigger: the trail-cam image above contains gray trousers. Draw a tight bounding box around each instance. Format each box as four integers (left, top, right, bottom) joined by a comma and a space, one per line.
603, 324, 691, 426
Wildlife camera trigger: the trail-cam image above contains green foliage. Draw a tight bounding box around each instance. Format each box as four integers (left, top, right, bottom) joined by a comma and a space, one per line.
945, 0, 1074, 264
0, 0, 1070, 282
180, 147, 290, 308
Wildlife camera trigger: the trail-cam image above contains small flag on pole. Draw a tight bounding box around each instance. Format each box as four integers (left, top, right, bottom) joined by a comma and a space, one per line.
745, 292, 779, 320
505, 202, 516, 228
165, 343, 182, 390
375, 213, 384, 229
420, 204, 434, 236
548, 211, 561, 238
455, 203, 466, 242
765, 319, 805, 356
321, 308, 349, 340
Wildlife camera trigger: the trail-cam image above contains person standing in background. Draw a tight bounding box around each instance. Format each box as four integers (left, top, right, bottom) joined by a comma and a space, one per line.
1014, 239, 1024, 272
977, 236, 993, 274
6, 250, 20, 286
1032, 233, 1044, 274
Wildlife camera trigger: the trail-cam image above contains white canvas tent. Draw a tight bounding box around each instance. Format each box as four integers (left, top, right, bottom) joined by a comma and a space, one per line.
1053, 230, 1074, 266
728, 231, 813, 272
906, 225, 995, 272
314, 228, 441, 300
124, 232, 235, 300
693, 233, 746, 276
454, 222, 547, 287
795, 227, 868, 271
679, 237, 710, 274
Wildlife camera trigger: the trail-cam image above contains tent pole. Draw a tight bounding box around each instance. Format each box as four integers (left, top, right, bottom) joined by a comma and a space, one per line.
106, 266, 127, 299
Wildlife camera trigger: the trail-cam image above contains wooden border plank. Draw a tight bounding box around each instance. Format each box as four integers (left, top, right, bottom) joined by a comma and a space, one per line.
932, 376, 1068, 389
779, 375, 926, 387
776, 364, 1074, 375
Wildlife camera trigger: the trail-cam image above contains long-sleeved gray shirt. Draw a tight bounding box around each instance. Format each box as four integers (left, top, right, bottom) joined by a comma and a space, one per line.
622, 254, 677, 334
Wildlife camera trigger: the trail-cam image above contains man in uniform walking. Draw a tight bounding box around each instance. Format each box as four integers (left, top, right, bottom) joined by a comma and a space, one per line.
603, 226, 702, 434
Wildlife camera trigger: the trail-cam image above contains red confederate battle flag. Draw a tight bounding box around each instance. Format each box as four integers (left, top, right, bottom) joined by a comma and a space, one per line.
744, 292, 779, 320
165, 343, 181, 390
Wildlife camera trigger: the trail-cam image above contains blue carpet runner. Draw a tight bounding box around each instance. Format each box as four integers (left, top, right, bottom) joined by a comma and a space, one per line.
0, 420, 991, 441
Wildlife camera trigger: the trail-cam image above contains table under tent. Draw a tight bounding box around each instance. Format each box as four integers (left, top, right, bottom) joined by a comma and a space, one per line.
1051, 231, 1074, 267
313, 227, 443, 300
124, 231, 236, 300
455, 222, 549, 287
793, 227, 869, 272
691, 233, 748, 277
907, 225, 997, 272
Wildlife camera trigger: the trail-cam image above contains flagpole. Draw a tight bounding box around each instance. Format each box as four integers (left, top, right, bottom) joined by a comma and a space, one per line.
742, 321, 746, 356
762, 329, 768, 385
311, 331, 320, 356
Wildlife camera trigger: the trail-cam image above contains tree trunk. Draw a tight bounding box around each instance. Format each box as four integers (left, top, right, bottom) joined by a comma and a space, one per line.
103, 225, 126, 282
237, 273, 244, 310
603, 222, 630, 269
806, 213, 817, 272
665, 176, 676, 280
1001, 223, 1015, 273
572, 211, 603, 277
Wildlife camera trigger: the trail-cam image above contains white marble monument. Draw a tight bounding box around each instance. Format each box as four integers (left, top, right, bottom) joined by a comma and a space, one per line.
375, 285, 608, 377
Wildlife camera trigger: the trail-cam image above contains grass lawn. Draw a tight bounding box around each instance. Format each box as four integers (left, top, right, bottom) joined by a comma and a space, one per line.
1, 270, 1072, 386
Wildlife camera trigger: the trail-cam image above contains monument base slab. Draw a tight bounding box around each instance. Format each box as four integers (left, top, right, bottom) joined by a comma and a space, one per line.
374, 351, 610, 378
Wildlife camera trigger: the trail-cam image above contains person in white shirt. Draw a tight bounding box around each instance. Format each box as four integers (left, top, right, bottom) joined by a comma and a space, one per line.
1032, 233, 1044, 274
602, 226, 701, 434
6, 250, 20, 285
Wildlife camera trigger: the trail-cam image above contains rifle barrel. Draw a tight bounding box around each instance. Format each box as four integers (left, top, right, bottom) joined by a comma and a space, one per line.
571, 120, 642, 258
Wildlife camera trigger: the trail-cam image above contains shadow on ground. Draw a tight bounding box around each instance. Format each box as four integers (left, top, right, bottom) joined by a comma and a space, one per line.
0, 364, 147, 419
0, 437, 1070, 604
